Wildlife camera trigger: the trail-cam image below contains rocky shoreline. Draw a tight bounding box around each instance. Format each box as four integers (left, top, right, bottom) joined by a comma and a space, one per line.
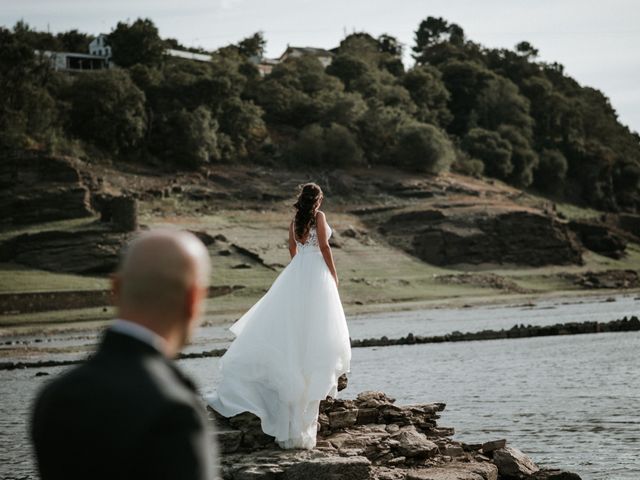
210, 390, 581, 479
350, 316, 640, 348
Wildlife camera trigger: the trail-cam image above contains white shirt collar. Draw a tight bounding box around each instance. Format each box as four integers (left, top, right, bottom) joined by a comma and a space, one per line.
109, 318, 168, 355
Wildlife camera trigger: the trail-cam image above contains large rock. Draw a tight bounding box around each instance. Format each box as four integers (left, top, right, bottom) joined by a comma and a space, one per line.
383, 208, 583, 267
0, 153, 94, 225
405, 462, 498, 480
569, 220, 626, 258
530, 469, 582, 480
0, 229, 130, 274
284, 455, 371, 479
492, 446, 539, 478
392, 426, 439, 458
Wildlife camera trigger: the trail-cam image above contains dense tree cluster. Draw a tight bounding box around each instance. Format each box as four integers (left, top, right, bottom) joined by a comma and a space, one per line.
1, 17, 638, 211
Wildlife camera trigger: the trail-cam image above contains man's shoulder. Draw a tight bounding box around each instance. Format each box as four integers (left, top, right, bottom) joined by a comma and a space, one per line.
34, 349, 190, 416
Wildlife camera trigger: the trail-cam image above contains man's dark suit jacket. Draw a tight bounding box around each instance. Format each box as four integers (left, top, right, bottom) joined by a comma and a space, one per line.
31, 329, 217, 480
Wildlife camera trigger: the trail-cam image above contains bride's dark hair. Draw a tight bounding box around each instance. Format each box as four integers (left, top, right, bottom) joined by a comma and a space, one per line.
293, 183, 323, 240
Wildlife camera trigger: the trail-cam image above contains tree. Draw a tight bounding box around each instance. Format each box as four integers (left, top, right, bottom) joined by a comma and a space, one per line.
237, 32, 266, 59
413, 16, 466, 63
217, 97, 268, 158
67, 70, 146, 153
498, 125, 538, 187
356, 105, 413, 163
377, 34, 403, 57
439, 60, 493, 135
326, 54, 370, 90
57, 30, 92, 52
462, 128, 513, 179
287, 123, 363, 167
475, 75, 533, 137
402, 65, 452, 127
107, 18, 165, 67
0, 27, 58, 148
152, 106, 220, 167
534, 149, 568, 194
324, 123, 364, 166
515, 41, 539, 60
391, 122, 455, 173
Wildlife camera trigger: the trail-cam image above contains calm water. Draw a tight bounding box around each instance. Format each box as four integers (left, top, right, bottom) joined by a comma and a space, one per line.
1, 294, 639, 479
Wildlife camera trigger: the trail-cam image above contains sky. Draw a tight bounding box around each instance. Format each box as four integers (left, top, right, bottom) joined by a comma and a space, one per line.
2, 0, 639, 133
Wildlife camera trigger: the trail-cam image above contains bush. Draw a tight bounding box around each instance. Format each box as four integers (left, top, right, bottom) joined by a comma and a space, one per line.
287, 124, 325, 166
152, 106, 220, 167
462, 128, 513, 179
287, 123, 363, 167
324, 123, 364, 166
68, 70, 146, 153
452, 148, 484, 177
391, 122, 455, 174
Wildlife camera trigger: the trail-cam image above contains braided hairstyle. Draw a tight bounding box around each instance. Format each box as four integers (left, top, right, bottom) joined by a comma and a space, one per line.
293, 183, 323, 241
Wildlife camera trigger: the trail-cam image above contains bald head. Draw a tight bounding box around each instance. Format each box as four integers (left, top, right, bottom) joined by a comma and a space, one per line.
113, 230, 211, 350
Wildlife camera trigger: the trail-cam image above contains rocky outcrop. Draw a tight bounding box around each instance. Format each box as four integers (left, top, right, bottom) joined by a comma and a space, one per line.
0, 228, 131, 274
566, 270, 640, 289
380, 208, 583, 267
568, 220, 626, 259
0, 285, 242, 315
0, 153, 95, 225
209, 390, 581, 480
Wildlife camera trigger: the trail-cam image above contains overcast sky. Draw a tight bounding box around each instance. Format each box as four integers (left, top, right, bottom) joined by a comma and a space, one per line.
2, 0, 639, 133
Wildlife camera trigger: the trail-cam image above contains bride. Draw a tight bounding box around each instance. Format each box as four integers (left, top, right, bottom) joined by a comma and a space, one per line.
207, 182, 351, 449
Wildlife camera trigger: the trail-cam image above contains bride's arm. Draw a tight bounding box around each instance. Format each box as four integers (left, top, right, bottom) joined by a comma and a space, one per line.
288, 220, 297, 259
316, 211, 339, 286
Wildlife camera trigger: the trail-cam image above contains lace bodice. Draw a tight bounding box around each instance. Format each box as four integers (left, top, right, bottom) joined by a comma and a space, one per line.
295, 224, 332, 249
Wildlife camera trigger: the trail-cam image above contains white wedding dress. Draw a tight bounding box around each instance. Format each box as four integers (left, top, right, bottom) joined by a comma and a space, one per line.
207, 222, 351, 449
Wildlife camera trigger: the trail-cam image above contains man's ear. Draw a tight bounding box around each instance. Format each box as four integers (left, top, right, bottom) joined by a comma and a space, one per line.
184, 284, 207, 323
184, 284, 197, 321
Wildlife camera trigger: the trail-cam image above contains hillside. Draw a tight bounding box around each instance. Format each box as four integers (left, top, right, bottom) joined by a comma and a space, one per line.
1, 152, 638, 336
1, 16, 639, 215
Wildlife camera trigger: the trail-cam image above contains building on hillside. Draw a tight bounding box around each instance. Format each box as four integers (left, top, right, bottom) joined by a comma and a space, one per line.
38, 50, 110, 72
165, 49, 212, 62
249, 45, 336, 77
39, 32, 112, 72
278, 46, 335, 67
89, 34, 112, 58
248, 55, 280, 76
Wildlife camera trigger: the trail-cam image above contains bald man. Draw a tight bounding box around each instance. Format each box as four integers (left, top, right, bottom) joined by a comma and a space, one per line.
31, 230, 217, 480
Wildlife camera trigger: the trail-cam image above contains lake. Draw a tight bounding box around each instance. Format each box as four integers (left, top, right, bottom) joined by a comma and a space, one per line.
1, 293, 638, 479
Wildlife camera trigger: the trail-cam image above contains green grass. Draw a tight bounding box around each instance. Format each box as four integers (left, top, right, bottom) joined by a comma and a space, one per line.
2, 198, 639, 333
0, 263, 109, 293
555, 202, 602, 222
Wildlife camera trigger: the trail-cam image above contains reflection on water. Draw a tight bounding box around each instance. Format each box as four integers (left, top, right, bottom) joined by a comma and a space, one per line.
1, 295, 639, 479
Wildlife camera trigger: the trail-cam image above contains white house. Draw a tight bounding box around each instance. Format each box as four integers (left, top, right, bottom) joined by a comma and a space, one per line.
89, 34, 112, 58
38, 50, 109, 72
